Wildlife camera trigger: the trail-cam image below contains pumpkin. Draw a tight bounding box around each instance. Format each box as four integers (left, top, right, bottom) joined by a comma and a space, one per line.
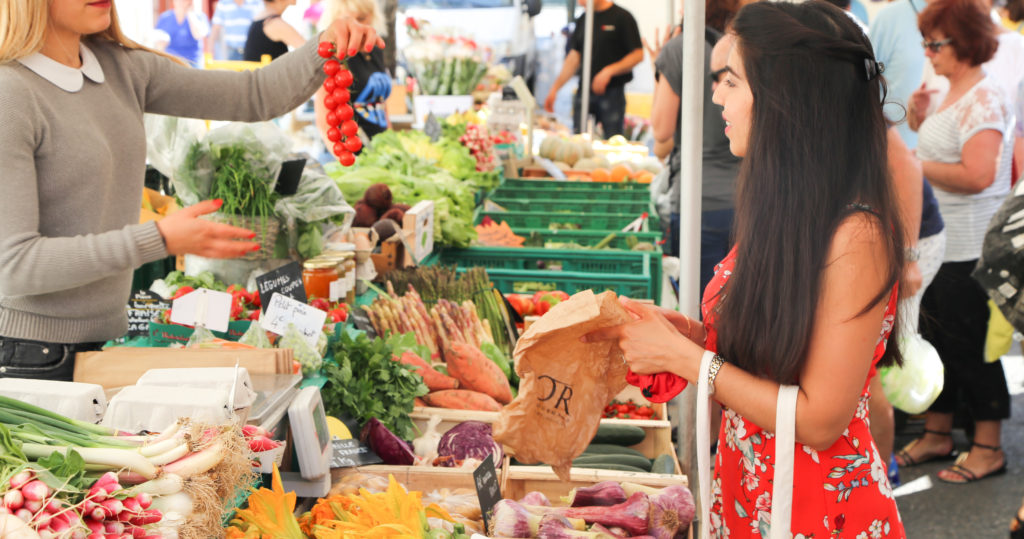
590, 168, 611, 183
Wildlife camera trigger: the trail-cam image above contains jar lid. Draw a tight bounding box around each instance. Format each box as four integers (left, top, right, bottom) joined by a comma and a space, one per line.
321, 251, 355, 261
303, 259, 338, 270
325, 242, 356, 252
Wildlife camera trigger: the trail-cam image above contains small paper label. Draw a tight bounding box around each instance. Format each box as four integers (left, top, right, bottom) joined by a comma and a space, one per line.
329, 280, 344, 302
169, 288, 232, 333
262, 294, 328, 349
474, 455, 502, 533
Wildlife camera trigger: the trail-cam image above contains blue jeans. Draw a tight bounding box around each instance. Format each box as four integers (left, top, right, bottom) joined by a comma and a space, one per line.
668, 208, 735, 296
573, 84, 626, 137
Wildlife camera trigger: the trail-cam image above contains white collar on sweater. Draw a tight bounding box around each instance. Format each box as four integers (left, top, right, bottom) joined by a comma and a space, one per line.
17, 42, 105, 92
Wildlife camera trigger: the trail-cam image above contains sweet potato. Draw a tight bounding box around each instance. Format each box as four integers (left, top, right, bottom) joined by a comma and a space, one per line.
414, 397, 427, 407
446, 342, 513, 404
394, 351, 459, 391
424, 390, 503, 412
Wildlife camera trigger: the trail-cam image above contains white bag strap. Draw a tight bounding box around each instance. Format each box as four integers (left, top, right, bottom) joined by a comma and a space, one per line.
770, 385, 800, 539
696, 350, 715, 539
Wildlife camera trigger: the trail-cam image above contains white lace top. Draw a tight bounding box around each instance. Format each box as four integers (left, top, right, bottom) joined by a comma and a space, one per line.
917, 77, 1013, 262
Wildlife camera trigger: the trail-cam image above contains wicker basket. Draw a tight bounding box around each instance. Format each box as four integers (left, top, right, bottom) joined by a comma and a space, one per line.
201, 213, 281, 260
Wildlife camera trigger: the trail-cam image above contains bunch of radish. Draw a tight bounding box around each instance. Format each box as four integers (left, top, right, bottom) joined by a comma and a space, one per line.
241, 425, 280, 454
0, 471, 164, 539
318, 41, 362, 167
458, 124, 497, 172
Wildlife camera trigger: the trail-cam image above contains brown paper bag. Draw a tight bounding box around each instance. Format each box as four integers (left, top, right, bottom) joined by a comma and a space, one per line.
493, 290, 632, 481
74, 348, 289, 391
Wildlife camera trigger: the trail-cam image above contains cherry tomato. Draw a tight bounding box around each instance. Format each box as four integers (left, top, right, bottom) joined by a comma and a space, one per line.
323, 96, 339, 110
317, 41, 335, 58
327, 127, 342, 142
338, 150, 356, 166
341, 119, 359, 137
323, 59, 341, 76
335, 89, 351, 104
323, 78, 337, 94
333, 142, 347, 156
326, 111, 339, 126
616, 404, 630, 414
343, 136, 362, 153
334, 69, 353, 88
336, 104, 354, 122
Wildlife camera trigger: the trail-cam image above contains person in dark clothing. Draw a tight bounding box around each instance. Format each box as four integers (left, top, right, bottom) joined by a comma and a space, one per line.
544, 0, 643, 136
244, 0, 305, 62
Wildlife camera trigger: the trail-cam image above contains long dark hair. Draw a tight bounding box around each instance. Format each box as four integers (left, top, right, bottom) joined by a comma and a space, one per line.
714, 1, 904, 384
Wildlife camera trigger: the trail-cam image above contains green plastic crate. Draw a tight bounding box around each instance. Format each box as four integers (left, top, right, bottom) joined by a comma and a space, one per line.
514, 228, 662, 251
435, 247, 661, 300
455, 267, 655, 299
503, 178, 650, 191
478, 210, 658, 232
488, 197, 652, 215
491, 187, 651, 203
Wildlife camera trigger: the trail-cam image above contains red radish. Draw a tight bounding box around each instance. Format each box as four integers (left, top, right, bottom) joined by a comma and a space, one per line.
117, 472, 146, 486
122, 497, 142, 515
33, 512, 51, 529
15, 508, 32, 521
129, 526, 146, 538
85, 517, 104, 534
101, 499, 124, 519
128, 509, 162, 526
23, 499, 41, 513
3, 489, 23, 510
104, 521, 124, 534
9, 470, 32, 490
96, 472, 120, 489
21, 480, 49, 501
247, 436, 280, 452
72, 531, 87, 539
91, 506, 106, 521
87, 484, 108, 502
83, 499, 99, 515
45, 498, 62, 513
135, 493, 152, 510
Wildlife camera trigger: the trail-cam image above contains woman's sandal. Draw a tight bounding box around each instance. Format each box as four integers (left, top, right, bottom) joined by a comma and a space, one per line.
895, 428, 958, 467
937, 442, 1007, 484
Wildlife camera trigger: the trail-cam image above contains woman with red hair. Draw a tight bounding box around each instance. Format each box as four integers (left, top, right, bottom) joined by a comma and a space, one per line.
895, 0, 1014, 485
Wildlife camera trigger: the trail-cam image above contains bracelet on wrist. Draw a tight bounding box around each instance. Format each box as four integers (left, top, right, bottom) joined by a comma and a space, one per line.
707, 353, 725, 396
905, 246, 920, 262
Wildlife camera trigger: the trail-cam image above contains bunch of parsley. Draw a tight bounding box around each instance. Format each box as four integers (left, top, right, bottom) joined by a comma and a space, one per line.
321, 331, 428, 441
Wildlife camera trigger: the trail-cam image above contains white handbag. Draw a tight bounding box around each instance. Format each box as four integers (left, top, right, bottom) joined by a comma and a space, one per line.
696, 350, 799, 539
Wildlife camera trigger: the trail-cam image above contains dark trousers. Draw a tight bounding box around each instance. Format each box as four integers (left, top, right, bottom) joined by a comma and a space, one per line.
573, 84, 626, 137
0, 338, 104, 381
921, 260, 1011, 420
668, 209, 735, 296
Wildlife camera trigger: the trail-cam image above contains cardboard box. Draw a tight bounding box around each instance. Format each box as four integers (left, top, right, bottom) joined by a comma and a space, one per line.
370, 236, 405, 279
402, 200, 434, 265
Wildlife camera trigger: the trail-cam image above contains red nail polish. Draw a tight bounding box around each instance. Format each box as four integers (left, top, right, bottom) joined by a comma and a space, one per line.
348, 48, 357, 57
249, 232, 257, 239
212, 198, 224, 208
250, 245, 261, 253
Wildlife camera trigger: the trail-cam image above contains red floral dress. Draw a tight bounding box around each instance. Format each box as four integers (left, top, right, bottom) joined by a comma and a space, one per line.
701, 248, 905, 539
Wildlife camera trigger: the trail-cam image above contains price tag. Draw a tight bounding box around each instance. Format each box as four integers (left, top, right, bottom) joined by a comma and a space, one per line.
126, 290, 170, 337
473, 455, 502, 532
262, 294, 327, 349
256, 261, 307, 313
329, 438, 383, 468
424, 112, 442, 142
169, 288, 232, 333
349, 307, 377, 339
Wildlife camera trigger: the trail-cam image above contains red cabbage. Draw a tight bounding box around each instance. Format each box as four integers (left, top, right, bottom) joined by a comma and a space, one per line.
361, 418, 416, 465
436, 421, 503, 467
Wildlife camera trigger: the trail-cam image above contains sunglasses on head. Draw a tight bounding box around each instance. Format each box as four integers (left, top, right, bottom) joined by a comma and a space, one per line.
922, 38, 952, 53
710, 67, 728, 85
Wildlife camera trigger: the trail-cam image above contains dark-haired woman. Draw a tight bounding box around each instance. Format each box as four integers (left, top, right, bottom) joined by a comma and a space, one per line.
895, 0, 1014, 486
584, 1, 905, 536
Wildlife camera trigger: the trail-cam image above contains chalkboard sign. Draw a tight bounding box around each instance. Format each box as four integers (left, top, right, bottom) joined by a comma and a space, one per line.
126, 291, 170, 337
424, 112, 442, 142
474, 455, 502, 532
256, 261, 306, 313
330, 438, 383, 468
349, 307, 377, 339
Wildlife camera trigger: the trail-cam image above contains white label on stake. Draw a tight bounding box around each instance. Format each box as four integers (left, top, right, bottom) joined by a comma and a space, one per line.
263, 294, 327, 349
169, 288, 232, 333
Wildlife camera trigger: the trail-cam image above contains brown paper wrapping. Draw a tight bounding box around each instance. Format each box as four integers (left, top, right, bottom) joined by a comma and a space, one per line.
493, 290, 632, 481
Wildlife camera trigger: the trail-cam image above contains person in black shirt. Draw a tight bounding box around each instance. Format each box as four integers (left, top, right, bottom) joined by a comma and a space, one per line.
544, 0, 643, 136
243, 0, 305, 62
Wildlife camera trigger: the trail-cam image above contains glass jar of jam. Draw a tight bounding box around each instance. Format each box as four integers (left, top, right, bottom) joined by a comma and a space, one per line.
302, 259, 338, 300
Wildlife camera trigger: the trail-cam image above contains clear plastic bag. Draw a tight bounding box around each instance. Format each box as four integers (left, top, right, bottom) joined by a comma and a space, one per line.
880, 333, 944, 414
274, 158, 355, 259
144, 113, 207, 187
238, 320, 273, 349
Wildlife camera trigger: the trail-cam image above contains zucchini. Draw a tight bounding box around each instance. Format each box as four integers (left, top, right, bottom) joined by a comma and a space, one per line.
591, 423, 646, 446
581, 443, 647, 459
651, 453, 676, 474
570, 462, 649, 473
573, 454, 653, 472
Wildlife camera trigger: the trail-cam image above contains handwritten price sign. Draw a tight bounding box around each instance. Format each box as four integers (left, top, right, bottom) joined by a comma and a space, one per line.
262, 294, 327, 349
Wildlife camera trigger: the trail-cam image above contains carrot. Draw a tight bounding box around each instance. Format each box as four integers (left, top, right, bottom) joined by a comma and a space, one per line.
423, 390, 502, 412
394, 351, 459, 391
445, 342, 513, 404
414, 397, 427, 407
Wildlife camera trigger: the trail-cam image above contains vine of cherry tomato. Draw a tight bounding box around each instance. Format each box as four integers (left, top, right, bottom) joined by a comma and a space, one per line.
318, 41, 360, 167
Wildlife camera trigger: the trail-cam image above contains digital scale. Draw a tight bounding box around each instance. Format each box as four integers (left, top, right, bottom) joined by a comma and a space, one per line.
247, 375, 332, 497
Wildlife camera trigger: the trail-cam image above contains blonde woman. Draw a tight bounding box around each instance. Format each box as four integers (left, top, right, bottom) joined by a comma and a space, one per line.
0, 0, 382, 381
315, 0, 391, 145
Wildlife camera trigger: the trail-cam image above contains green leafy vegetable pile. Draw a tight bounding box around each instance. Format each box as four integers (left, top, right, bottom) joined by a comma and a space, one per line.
321, 331, 429, 441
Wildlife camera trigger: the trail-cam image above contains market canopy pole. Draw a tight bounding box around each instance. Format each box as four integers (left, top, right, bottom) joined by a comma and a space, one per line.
674, 0, 705, 533
579, 0, 595, 137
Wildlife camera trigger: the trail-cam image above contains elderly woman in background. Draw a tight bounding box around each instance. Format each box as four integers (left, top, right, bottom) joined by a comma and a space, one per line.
894, 0, 1014, 485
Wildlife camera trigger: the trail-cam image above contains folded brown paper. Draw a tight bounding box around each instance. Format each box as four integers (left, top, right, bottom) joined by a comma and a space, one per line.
493, 290, 632, 481
74, 347, 293, 391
